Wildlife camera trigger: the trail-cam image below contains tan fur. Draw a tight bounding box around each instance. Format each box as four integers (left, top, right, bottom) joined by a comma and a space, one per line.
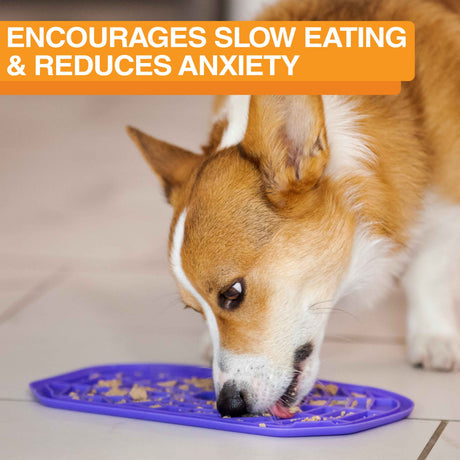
243, 96, 329, 209
180, 150, 280, 352
177, 151, 356, 353
126, 126, 201, 206
129, 0, 460, 359
259, 0, 460, 207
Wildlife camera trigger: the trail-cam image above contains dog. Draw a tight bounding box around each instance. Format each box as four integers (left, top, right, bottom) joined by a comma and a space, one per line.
127, 0, 460, 418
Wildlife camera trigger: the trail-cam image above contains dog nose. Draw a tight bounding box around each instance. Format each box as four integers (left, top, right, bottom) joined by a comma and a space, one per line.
216, 382, 248, 417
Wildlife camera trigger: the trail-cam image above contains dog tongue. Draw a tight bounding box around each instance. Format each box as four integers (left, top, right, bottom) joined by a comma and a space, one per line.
270, 401, 295, 419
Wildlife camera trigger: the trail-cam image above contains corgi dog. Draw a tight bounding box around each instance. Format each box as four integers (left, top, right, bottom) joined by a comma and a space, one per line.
127, 0, 460, 418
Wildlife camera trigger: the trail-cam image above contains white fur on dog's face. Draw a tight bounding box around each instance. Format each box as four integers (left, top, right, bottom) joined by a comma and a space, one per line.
212, 267, 331, 413
170, 205, 337, 411
162, 95, 359, 413
168, 152, 354, 412
129, 95, 362, 412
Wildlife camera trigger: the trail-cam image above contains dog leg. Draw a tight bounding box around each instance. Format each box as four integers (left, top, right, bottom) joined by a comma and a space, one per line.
402, 198, 460, 371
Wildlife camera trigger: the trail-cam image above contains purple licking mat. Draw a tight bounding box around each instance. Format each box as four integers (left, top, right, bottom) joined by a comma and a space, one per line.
30, 363, 413, 437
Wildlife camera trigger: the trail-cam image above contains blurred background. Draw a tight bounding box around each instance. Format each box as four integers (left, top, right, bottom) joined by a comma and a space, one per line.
1, 1, 459, 459
0, 0, 278, 21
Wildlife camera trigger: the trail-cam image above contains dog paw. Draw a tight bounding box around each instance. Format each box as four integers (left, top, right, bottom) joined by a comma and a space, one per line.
408, 333, 460, 371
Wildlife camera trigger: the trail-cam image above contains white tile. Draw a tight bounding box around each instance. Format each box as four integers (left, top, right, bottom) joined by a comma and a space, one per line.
429, 422, 460, 459
0, 270, 207, 400
319, 341, 460, 421
325, 288, 406, 342
2, 268, 459, 422
0, 268, 61, 316
0, 96, 212, 263
0, 282, 33, 316
0, 401, 437, 460
0, 91, 409, 343
0, 288, 28, 316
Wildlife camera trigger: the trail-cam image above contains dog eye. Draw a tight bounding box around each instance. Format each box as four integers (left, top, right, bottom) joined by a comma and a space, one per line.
218, 279, 245, 310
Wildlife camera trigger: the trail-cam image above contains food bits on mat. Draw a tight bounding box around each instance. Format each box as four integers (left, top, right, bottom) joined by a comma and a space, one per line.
302, 415, 322, 422
129, 384, 149, 401
30, 364, 414, 437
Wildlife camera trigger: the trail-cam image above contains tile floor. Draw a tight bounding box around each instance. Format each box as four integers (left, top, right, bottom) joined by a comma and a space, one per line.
1, 94, 459, 460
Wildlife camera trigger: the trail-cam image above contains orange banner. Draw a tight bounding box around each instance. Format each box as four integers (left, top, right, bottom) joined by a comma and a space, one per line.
0, 21, 414, 95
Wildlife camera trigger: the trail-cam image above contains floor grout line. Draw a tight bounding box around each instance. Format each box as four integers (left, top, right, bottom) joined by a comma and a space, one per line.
0, 253, 168, 273
418, 420, 448, 459
410, 416, 460, 422
0, 266, 73, 325
324, 335, 405, 345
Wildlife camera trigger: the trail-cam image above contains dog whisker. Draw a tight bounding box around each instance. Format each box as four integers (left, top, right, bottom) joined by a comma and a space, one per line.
307, 299, 334, 309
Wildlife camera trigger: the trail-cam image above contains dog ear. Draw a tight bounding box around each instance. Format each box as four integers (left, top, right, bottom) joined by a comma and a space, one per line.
243, 96, 329, 208
127, 126, 201, 206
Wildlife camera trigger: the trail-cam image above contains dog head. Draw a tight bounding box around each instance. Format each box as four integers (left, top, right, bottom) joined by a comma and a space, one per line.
128, 95, 356, 417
